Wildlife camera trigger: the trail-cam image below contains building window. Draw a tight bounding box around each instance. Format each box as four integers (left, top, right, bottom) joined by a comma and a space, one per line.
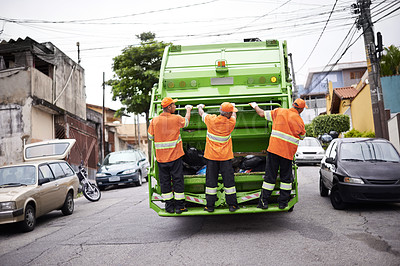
350, 71, 363, 79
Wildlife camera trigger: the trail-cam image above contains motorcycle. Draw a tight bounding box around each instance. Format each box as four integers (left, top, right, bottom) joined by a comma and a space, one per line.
77, 163, 101, 202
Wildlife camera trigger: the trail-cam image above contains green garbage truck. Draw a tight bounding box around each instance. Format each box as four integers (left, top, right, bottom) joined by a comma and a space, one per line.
148, 40, 298, 216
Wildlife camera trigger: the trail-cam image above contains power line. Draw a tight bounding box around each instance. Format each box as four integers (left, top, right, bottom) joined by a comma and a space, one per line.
297, 0, 339, 73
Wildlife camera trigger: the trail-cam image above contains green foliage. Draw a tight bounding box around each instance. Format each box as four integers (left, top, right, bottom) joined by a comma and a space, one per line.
311, 114, 350, 136
107, 32, 170, 118
344, 129, 362, 138
344, 129, 375, 138
305, 123, 315, 137
380, 45, 400, 76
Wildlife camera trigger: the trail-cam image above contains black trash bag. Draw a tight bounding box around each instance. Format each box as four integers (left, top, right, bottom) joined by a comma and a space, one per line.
183, 147, 206, 166
182, 147, 207, 175
240, 155, 266, 171
232, 157, 244, 172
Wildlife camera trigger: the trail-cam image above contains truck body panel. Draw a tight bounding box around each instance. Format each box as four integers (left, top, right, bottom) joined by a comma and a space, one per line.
149, 40, 297, 216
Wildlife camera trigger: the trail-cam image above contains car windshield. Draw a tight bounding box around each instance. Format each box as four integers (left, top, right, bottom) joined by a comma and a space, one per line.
340, 141, 400, 162
103, 152, 137, 165
0, 166, 36, 186
299, 138, 321, 147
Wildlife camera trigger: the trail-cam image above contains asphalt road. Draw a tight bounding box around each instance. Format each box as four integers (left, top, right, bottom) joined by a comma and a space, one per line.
1, 165, 400, 265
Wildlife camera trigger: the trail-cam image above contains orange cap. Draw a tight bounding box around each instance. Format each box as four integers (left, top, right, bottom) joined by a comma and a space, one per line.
161, 97, 178, 108
293, 98, 308, 109
220, 102, 238, 113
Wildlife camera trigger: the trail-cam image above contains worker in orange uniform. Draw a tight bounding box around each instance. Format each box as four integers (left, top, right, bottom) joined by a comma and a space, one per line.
197, 102, 240, 212
249, 98, 307, 210
148, 97, 193, 214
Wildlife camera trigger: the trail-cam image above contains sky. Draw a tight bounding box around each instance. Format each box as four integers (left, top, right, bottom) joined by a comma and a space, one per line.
2, 0, 400, 123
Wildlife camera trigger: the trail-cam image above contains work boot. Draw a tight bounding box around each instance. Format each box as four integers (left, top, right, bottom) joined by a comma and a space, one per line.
279, 201, 288, 209
204, 206, 214, 212
165, 200, 175, 213
175, 207, 188, 214
257, 198, 268, 209
229, 205, 240, 212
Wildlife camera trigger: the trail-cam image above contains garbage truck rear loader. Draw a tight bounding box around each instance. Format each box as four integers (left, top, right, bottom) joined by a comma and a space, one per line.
148, 40, 298, 216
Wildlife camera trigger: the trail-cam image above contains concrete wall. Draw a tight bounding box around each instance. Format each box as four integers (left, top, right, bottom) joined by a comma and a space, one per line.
31, 68, 53, 103
351, 83, 374, 132
0, 99, 32, 166
31, 106, 54, 142
388, 113, 400, 152
381, 75, 400, 113
0, 68, 31, 103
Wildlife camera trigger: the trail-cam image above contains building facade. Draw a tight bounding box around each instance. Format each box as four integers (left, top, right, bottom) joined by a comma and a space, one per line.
0, 37, 98, 173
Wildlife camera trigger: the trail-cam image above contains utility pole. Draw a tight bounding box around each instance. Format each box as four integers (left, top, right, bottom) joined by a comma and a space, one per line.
288, 53, 298, 99
356, 0, 389, 139
102, 72, 105, 160
137, 114, 141, 148
76, 42, 81, 64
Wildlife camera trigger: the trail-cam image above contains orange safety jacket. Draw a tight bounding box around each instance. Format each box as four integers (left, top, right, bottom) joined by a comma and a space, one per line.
148, 112, 189, 163
202, 113, 236, 161
264, 107, 306, 160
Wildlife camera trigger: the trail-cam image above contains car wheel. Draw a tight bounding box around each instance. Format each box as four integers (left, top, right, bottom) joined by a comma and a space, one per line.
319, 176, 329, 197
61, 192, 74, 215
136, 171, 143, 186
20, 204, 36, 232
330, 184, 347, 210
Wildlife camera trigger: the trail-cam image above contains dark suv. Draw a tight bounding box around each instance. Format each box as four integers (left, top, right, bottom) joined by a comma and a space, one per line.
96, 150, 149, 190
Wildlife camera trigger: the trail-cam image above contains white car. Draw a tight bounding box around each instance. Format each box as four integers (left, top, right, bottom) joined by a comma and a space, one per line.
295, 137, 325, 165
0, 139, 79, 232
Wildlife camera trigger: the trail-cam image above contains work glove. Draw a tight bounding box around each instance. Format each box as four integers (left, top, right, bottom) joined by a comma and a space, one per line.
249, 102, 258, 108
197, 104, 205, 109
185, 105, 193, 110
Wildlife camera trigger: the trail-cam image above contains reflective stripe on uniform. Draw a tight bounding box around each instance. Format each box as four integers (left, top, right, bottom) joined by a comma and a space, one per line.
262, 181, 275, 191
206, 187, 217, 195
300, 134, 306, 140
224, 186, 236, 195
271, 130, 300, 146
280, 182, 292, 190
162, 192, 173, 200
154, 135, 182, 149
184, 118, 189, 128
206, 131, 231, 143
174, 192, 185, 200
264, 111, 272, 121
148, 133, 154, 141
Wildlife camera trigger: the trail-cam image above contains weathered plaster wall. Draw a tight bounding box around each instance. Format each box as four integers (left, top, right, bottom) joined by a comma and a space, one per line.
0, 98, 32, 166
0, 68, 31, 104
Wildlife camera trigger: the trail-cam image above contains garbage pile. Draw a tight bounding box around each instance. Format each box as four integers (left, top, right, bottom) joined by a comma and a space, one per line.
183, 147, 266, 175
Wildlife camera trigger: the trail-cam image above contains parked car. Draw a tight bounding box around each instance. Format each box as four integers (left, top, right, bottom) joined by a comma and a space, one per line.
96, 150, 149, 190
0, 139, 79, 232
295, 137, 325, 165
319, 138, 400, 210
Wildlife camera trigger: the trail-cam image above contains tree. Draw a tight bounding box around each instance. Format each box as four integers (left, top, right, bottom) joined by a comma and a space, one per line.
380, 45, 400, 76
311, 114, 350, 137
107, 32, 170, 120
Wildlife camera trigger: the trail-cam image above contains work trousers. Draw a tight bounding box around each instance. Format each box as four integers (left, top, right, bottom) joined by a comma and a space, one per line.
205, 159, 238, 208
158, 157, 185, 211
260, 151, 293, 204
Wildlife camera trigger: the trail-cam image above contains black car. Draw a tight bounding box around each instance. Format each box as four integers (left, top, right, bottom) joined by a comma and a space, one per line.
319, 138, 400, 210
96, 150, 150, 190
